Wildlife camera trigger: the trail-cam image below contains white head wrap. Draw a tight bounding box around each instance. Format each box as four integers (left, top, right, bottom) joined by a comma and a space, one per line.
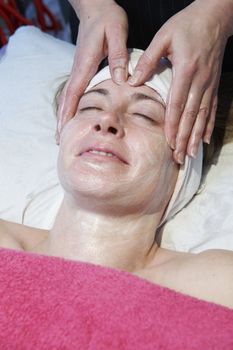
86, 49, 203, 224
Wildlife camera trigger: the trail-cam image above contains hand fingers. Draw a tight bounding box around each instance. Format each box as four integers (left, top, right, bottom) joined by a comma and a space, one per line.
173, 88, 204, 164
202, 68, 220, 144
165, 64, 194, 149
174, 86, 214, 164
57, 46, 104, 133
107, 20, 128, 84
203, 95, 218, 144
186, 107, 209, 157
128, 32, 168, 86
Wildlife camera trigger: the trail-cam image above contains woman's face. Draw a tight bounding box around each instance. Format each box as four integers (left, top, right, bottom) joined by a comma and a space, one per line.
58, 79, 178, 215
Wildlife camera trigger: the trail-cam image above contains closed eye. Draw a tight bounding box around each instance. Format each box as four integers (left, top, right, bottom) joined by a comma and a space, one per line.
133, 113, 155, 123
79, 106, 102, 112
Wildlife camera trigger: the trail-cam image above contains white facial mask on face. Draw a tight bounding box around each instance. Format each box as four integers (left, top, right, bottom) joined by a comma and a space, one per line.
86, 49, 203, 225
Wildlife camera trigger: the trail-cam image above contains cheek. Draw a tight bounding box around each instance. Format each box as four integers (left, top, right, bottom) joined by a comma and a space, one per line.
57, 119, 88, 177
127, 128, 175, 206
60, 118, 87, 143
130, 128, 168, 173
59, 117, 92, 157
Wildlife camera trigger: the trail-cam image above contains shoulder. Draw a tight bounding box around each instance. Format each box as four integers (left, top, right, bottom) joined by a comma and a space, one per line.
195, 249, 233, 278
148, 248, 233, 309
0, 219, 24, 250
0, 219, 48, 251
196, 248, 233, 261
186, 249, 233, 308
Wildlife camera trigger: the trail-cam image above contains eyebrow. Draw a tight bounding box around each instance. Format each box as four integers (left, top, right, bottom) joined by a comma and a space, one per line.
83, 88, 165, 108
83, 88, 109, 97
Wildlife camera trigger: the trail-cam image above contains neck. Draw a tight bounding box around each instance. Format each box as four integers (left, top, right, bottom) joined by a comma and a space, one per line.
40, 196, 162, 272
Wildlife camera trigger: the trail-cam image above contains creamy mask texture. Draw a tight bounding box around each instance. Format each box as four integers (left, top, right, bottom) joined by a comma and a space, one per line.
84, 49, 203, 224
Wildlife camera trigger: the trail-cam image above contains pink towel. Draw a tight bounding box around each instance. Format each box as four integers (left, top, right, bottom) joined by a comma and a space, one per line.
0, 247, 232, 349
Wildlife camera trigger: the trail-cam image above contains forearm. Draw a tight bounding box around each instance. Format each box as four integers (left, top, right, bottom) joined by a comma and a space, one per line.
195, 0, 233, 37
67, 0, 116, 18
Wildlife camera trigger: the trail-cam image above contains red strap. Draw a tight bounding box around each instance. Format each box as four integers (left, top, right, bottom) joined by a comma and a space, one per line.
0, 3, 33, 27
0, 0, 62, 47
0, 25, 7, 46
0, 6, 15, 34
34, 0, 61, 31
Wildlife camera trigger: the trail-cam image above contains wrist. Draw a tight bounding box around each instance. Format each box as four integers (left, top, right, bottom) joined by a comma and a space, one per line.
195, 0, 233, 37
68, 0, 116, 18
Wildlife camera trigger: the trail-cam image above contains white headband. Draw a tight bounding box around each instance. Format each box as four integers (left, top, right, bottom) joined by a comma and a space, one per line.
86, 49, 203, 224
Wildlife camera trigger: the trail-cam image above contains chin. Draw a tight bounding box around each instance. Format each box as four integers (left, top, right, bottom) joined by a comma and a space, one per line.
59, 173, 143, 215
60, 157, 128, 192
60, 170, 124, 200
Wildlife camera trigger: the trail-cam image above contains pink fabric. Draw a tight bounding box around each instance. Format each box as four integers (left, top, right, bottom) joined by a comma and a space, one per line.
0, 247, 232, 349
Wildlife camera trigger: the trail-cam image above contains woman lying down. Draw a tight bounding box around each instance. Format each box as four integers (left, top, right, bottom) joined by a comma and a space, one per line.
0, 50, 232, 309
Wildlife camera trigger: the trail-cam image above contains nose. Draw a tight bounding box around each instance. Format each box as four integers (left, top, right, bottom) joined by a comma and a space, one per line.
93, 111, 125, 138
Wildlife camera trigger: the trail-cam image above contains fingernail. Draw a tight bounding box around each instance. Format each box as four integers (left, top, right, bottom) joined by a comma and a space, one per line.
128, 70, 142, 86
176, 152, 185, 165
203, 135, 211, 144
190, 146, 197, 158
166, 136, 176, 150
113, 67, 126, 84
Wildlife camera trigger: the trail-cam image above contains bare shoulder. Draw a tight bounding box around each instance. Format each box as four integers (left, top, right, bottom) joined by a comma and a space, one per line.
0, 218, 48, 251
196, 248, 233, 263
141, 248, 233, 309
195, 249, 233, 279
186, 249, 233, 308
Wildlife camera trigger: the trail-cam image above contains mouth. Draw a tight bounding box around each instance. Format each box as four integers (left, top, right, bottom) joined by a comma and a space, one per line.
79, 146, 129, 165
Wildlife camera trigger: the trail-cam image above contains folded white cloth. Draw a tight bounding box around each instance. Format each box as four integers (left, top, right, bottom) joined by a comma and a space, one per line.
87, 49, 171, 104
87, 49, 203, 224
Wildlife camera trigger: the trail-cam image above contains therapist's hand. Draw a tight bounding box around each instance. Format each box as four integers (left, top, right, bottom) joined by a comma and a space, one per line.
57, 0, 128, 137
128, 0, 232, 164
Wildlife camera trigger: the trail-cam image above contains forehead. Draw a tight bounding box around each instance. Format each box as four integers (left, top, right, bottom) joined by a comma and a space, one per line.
84, 79, 164, 104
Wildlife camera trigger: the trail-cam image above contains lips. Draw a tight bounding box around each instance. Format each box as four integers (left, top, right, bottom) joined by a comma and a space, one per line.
79, 145, 129, 164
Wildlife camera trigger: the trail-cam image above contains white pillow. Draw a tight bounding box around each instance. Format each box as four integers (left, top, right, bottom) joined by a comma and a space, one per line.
160, 143, 233, 252
0, 26, 71, 229
0, 26, 233, 252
